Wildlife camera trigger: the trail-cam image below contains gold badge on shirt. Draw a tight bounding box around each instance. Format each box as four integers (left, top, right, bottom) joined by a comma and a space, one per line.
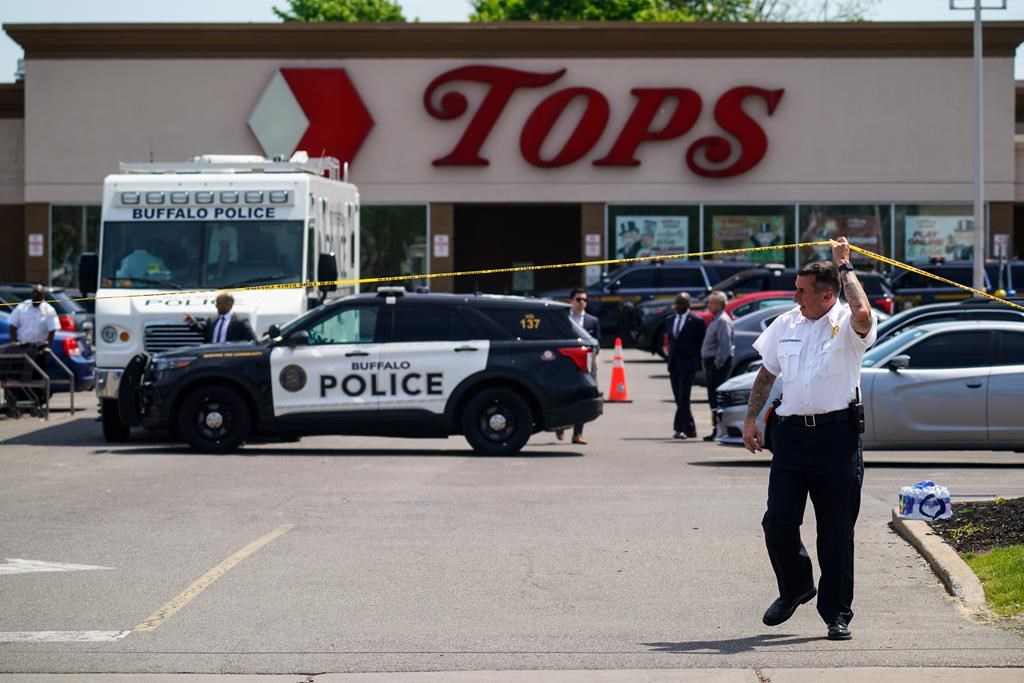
831, 323, 840, 339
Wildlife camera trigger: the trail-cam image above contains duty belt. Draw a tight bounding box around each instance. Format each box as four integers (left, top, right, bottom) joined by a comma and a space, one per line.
776, 408, 850, 428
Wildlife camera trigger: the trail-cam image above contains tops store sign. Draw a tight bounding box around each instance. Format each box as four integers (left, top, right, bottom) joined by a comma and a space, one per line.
249, 66, 784, 178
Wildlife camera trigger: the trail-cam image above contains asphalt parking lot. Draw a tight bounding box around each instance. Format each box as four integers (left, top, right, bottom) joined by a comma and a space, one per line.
1, 349, 1023, 675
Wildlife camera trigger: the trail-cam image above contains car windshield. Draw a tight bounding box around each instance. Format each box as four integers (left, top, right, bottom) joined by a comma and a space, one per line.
862, 328, 926, 367
100, 220, 304, 290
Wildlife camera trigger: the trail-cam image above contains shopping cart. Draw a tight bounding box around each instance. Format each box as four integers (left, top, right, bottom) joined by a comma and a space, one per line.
0, 342, 75, 419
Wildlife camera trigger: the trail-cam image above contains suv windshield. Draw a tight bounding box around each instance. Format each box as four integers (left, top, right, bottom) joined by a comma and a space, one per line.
100, 220, 304, 289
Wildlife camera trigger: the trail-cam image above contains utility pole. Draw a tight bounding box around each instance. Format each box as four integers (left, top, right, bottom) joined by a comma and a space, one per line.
950, 1, 1007, 292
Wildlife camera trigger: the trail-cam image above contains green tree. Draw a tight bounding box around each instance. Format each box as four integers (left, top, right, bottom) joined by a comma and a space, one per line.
273, 0, 405, 22
469, 0, 757, 22
469, 0, 875, 22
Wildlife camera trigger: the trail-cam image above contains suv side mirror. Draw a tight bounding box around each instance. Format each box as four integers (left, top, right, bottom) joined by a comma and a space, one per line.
889, 354, 910, 371
267, 324, 281, 339
78, 252, 98, 296
318, 253, 338, 293
285, 329, 309, 347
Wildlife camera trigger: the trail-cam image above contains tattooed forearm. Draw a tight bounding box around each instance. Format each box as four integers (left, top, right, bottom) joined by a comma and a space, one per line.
841, 270, 869, 315
841, 270, 873, 334
746, 366, 777, 420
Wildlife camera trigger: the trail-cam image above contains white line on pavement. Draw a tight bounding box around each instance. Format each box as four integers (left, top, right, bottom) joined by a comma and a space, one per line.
0, 631, 131, 643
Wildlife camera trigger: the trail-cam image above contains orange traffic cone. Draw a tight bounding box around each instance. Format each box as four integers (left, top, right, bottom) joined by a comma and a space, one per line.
605, 337, 632, 403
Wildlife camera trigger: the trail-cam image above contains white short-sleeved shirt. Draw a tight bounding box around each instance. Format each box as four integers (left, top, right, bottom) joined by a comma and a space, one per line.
9, 300, 60, 343
752, 300, 877, 416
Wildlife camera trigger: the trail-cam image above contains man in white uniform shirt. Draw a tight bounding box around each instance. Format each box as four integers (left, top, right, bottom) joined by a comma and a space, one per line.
743, 237, 875, 642
9, 284, 59, 347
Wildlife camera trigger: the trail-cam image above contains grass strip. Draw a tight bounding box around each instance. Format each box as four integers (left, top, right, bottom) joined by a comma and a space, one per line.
962, 545, 1024, 617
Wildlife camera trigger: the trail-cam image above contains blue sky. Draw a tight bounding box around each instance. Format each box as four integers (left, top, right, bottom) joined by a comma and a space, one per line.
1, 1, 1024, 83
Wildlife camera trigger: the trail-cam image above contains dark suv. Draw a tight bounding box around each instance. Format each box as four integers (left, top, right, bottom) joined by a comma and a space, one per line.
886, 261, 1024, 311
539, 260, 714, 339
118, 289, 603, 455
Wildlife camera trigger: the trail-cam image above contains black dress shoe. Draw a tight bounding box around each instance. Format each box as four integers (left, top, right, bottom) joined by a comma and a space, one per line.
685, 432, 698, 439
827, 620, 852, 640
703, 434, 716, 442
762, 587, 816, 626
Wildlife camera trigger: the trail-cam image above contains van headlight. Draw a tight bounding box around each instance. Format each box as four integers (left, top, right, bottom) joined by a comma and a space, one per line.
101, 326, 118, 343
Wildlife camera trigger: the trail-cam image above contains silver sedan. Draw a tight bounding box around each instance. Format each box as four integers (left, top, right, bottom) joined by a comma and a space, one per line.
714, 320, 1024, 450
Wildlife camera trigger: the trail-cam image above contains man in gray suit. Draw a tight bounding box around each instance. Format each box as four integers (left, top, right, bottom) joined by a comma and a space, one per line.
700, 290, 735, 441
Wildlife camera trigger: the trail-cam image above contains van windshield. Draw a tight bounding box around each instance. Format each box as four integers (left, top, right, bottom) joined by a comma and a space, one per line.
100, 220, 304, 290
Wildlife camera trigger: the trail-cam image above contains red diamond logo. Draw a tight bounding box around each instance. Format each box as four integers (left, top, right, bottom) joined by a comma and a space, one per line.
248, 68, 374, 165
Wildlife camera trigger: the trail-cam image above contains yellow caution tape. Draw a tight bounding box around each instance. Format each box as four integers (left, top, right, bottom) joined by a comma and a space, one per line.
2, 239, 1021, 313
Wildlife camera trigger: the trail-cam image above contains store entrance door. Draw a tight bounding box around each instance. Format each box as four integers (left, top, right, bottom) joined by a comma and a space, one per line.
453, 204, 581, 295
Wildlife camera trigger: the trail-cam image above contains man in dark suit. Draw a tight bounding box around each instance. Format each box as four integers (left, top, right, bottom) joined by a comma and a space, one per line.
556, 287, 601, 445
183, 292, 256, 344
666, 292, 706, 439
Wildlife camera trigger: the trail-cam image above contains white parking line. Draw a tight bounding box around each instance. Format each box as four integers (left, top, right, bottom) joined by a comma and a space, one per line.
0, 631, 131, 643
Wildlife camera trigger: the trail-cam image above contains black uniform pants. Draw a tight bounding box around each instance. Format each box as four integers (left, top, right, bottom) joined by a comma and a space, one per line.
762, 419, 863, 625
669, 366, 697, 435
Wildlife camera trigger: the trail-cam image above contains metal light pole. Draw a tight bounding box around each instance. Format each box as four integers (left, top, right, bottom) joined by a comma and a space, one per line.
951, 1, 1007, 292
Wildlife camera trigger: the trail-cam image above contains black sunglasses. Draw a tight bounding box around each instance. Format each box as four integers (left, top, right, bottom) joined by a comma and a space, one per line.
574, 297, 588, 302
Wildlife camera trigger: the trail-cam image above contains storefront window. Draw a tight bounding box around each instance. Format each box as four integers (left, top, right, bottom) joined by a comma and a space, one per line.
798, 205, 891, 267
607, 205, 700, 263
361, 205, 428, 290
703, 205, 795, 266
895, 204, 978, 264
50, 205, 100, 289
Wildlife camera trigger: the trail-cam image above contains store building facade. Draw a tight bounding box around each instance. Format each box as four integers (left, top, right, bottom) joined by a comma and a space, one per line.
2, 21, 1024, 293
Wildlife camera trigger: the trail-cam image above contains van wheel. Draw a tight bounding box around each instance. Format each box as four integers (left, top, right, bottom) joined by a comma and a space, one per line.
101, 398, 130, 442
178, 386, 250, 453
462, 388, 532, 455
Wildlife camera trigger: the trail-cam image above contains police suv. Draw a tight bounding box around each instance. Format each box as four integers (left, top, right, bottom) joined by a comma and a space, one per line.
118, 289, 603, 455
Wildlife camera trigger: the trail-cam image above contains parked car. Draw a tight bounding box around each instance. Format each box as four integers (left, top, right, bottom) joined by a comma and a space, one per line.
889, 261, 991, 311
710, 266, 894, 314
539, 260, 714, 340
714, 320, 1024, 450
629, 293, 792, 359
0, 310, 96, 392
873, 297, 1024, 346
0, 283, 95, 339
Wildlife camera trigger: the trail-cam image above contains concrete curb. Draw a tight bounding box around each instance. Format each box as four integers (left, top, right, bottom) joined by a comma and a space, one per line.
890, 508, 987, 612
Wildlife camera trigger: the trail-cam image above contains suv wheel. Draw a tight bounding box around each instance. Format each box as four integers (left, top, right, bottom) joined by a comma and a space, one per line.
178, 386, 250, 453
462, 388, 532, 455
101, 398, 130, 442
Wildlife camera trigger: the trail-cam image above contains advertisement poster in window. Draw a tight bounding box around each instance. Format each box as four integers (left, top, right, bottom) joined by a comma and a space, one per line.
615, 216, 688, 259
801, 212, 884, 264
904, 215, 974, 263
711, 215, 785, 262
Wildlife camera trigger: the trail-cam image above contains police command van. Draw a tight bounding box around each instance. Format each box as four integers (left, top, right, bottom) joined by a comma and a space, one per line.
79, 153, 359, 443
117, 290, 603, 455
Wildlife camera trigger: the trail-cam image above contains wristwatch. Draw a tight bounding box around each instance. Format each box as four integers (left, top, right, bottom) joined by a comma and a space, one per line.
838, 261, 855, 273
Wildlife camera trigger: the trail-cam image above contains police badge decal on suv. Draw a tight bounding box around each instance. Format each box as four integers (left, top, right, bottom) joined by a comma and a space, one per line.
121, 289, 603, 455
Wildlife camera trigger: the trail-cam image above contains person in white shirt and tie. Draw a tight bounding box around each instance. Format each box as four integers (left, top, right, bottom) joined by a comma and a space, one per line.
184, 292, 256, 345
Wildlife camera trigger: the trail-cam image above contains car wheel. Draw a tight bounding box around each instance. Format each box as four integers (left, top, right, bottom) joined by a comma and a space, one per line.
178, 385, 250, 453
101, 398, 130, 442
462, 387, 532, 455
